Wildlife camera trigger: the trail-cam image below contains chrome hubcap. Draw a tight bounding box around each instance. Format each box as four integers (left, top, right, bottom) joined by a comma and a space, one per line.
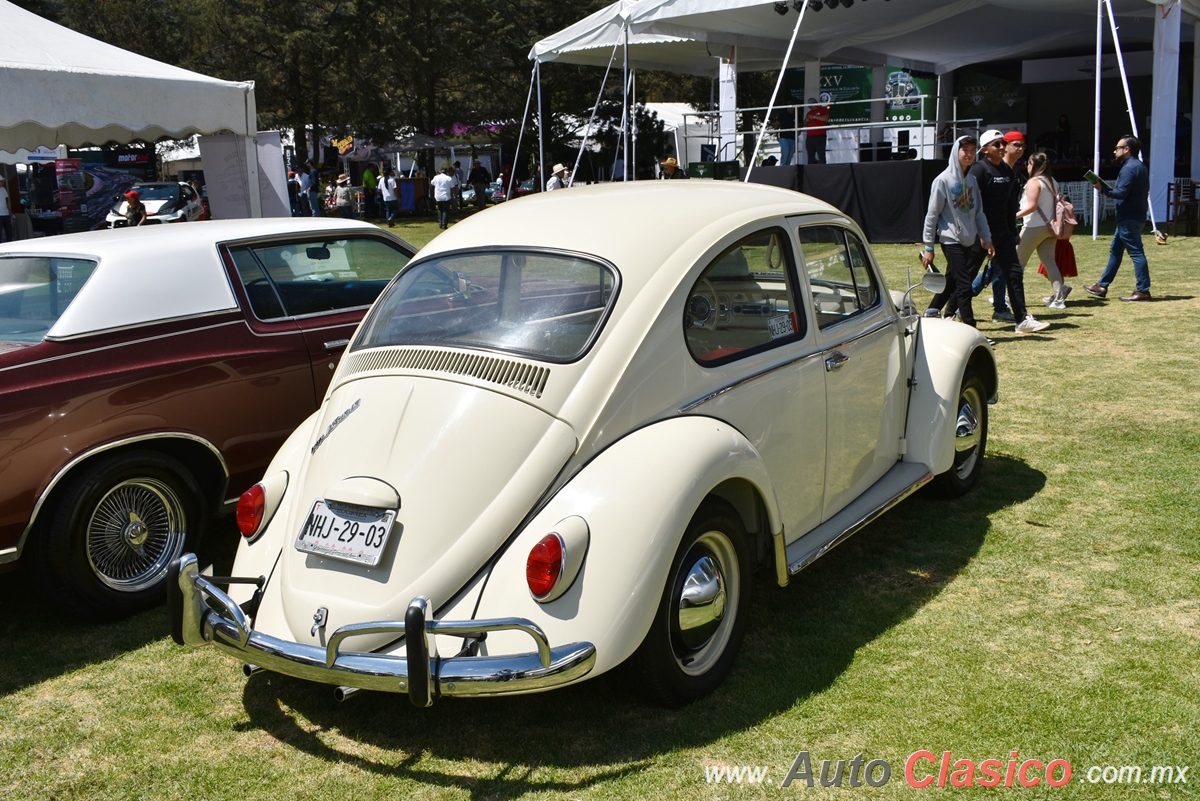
87, 478, 186, 592
671, 531, 739, 676
953, 384, 985, 478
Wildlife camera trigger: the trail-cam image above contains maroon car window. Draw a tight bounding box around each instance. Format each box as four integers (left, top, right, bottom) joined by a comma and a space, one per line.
0, 256, 98, 342
354, 251, 617, 362
229, 237, 411, 320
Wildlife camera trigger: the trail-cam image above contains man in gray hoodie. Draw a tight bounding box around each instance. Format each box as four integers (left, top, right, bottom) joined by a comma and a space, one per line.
920, 136, 995, 328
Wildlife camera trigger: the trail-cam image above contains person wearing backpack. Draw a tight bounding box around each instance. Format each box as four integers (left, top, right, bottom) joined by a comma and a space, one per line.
1083, 135, 1152, 302
1016, 151, 1069, 309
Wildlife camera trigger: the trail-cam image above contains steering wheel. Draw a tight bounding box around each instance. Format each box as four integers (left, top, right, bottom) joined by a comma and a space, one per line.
688, 278, 721, 330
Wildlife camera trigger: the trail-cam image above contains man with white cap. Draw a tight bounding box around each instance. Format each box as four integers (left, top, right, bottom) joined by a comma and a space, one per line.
969, 129, 1048, 334
546, 163, 570, 192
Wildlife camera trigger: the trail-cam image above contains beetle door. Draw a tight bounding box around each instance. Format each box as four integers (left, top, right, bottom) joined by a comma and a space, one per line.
796, 223, 907, 521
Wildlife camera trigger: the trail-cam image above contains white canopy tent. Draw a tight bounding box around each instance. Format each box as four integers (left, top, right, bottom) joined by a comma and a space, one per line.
534, 0, 1199, 224
0, 0, 262, 215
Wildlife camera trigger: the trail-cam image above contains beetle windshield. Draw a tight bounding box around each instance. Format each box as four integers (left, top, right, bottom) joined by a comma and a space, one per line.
0, 256, 98, 342
354, 250, 616, 362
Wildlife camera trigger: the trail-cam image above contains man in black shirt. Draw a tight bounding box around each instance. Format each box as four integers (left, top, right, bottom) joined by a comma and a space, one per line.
969, 129, 1046, 334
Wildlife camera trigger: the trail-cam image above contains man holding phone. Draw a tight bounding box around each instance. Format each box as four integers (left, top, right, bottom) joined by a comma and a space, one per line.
1084, 135, 1151, 302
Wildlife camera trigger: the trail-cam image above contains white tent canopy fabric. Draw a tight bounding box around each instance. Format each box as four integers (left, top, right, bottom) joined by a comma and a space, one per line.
0, 0, 256, 153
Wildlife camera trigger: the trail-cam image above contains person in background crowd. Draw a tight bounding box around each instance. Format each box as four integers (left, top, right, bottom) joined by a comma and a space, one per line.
431, 165, 458, 228
361, 163, 377, 219
974, 130, 1029, 313
379, 164, 399, 227
0, 176, 12, 243
334, 174, 353, 218
803, 96, 831, 164
775, 109, 797, 166
659, 157, 687, 179
1015, 151, 1067, 309
1084, 135, 1152, 302
123, 190, 148, 226
452, 161, 465, 207
546, 163, 570, 191
1055, 114, 1072, 157
468, 160, 491, 210
305, 159, 322, 217
970, 130, 1047, 334
286, 171, 301, 216
920, 135, 995, 333
297, 165, 312, 215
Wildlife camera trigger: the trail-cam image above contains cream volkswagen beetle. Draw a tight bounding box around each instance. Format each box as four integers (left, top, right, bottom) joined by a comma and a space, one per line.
171, 181, 996, 707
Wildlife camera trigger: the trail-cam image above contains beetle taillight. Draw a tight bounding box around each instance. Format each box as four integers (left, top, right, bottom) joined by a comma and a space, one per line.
236, 483, 266, 537
526, 534, 565, 600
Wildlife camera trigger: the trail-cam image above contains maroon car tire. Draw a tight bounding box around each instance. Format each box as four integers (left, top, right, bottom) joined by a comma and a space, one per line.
35, 450, 205, 617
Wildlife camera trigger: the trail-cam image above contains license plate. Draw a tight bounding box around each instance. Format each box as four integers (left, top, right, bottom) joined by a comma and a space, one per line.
295, 499, 396, 566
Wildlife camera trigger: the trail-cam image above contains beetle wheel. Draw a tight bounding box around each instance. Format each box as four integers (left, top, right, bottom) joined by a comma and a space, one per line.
630, 499, 751, 706
932, 368, 988, 497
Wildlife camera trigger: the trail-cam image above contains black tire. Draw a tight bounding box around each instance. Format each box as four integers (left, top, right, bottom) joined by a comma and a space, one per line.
35, 450, 204, 617
932, 368, 988, 497
629, 499, 751, 707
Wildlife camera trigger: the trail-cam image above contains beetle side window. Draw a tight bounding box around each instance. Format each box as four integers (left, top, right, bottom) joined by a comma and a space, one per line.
684, 229, 805, 365
800, 225, 880, 329
229, 237, 411, 320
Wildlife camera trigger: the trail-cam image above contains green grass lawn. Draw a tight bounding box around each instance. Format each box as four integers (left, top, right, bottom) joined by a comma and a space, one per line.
1, 215, 1196, 800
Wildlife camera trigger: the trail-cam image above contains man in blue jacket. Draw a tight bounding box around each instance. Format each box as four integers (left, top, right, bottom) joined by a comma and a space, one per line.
1084, 135, 1151, 301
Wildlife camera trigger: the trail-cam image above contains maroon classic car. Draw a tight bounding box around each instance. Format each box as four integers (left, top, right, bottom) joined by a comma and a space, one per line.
0, 219, 415, 615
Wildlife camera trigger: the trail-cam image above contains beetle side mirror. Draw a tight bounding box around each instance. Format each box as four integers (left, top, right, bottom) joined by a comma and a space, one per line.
921, 270, 946, 295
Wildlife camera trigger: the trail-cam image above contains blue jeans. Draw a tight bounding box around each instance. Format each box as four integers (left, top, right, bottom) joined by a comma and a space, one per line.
779, 137, 796, 166
971, 261, 1009, 314
308, 190, 322, 217
1098, 219, 1150, 292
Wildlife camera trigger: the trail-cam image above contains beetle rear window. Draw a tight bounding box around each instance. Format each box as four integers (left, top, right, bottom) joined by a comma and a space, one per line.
354, 251, 616, 362
0, 256, 98, 342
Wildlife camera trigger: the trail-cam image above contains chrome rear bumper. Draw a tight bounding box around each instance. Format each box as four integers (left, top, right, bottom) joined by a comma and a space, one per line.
169, 554, 596, 707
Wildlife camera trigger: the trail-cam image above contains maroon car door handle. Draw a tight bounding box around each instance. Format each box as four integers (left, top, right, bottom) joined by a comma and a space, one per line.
324, 339, 350, 353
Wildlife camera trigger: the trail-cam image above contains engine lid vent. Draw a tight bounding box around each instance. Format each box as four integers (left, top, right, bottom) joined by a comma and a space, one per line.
342, 347, 550, 399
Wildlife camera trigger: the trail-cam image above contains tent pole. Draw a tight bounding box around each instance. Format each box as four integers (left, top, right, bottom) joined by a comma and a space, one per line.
510, 64, 537, 201
537, 59, 545, 191
624, 23, 631, 180
573, 40, 622, 186
244, 84, 262, 218
631, 69, 637, 178
1103, 0, 1158, 232
1093, 0, 1103, 240
745, 2, 807, 182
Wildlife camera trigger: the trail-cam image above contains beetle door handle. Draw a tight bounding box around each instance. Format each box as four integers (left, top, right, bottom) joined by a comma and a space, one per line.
825, 351, 849, 371
324, 339, 350, 353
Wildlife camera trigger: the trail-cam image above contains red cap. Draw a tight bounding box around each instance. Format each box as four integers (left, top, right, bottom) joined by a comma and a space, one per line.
123, 190, 139, 199
1003, 131, 1025, 143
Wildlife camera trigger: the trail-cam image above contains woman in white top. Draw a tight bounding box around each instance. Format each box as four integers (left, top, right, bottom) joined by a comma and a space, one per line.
1016, 151, 1068, 309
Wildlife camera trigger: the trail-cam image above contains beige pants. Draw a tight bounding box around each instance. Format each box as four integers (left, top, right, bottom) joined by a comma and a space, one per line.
1018, 225, 1062, 299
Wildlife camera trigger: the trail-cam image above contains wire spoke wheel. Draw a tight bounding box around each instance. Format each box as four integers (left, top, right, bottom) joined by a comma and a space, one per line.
86, 477, 186, 592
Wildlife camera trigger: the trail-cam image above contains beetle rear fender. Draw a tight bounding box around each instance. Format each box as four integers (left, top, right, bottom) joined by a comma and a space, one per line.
466, 415, 780, 678
904, 319, 998, 475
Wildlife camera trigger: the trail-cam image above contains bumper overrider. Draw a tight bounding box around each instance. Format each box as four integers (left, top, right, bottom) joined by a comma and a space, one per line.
168, 554, 597, 707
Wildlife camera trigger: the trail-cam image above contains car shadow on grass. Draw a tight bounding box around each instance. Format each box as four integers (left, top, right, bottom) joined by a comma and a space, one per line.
232, 455, 1045, 798
0, 516, 240, 695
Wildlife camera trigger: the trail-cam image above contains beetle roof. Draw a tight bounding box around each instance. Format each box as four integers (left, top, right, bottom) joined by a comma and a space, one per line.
0, 218, 401, 339
417, 182, 841, 288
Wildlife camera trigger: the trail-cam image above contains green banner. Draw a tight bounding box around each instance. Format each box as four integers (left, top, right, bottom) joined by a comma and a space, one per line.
955, 69, 1027, 125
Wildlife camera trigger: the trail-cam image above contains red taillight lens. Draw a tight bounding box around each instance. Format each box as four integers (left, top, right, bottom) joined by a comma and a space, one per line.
236, 483, 266, 537
526, 534, 564, 600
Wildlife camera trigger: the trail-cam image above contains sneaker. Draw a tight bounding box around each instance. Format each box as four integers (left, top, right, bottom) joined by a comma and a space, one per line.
991, 311, 1015, 323
1047, 298, 1066, 310
1061, 285, 1073, 300
1015, 315, 1051, 334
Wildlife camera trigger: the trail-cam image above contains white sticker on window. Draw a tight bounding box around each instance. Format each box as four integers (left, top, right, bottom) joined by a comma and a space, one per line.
767, 313, 795, 339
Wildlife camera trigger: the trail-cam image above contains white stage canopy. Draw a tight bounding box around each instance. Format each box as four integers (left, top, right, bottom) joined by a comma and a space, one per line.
0, 0, 257, 153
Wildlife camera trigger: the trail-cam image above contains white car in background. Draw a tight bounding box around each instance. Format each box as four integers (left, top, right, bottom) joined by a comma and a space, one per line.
172, 182, 997, 708
106, 181, 204, 227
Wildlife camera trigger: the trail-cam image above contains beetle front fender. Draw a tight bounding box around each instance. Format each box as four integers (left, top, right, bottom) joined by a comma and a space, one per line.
470, 415, 780, 678
904, 319, 998, 475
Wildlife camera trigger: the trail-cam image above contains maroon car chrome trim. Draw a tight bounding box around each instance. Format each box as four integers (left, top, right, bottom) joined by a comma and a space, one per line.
42, 309, 240, 344
2, 432, 230, 565
3, 318, 243, 373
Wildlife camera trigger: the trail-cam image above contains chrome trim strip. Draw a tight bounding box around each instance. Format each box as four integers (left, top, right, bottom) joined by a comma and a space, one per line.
174, 554, 596, 703
0, 546, 17, 564
43, 309, 240, 343
788, 470, 933, 576
1, 318, 244, 373
679, 316, 898, 414
12, 433, 231, 564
